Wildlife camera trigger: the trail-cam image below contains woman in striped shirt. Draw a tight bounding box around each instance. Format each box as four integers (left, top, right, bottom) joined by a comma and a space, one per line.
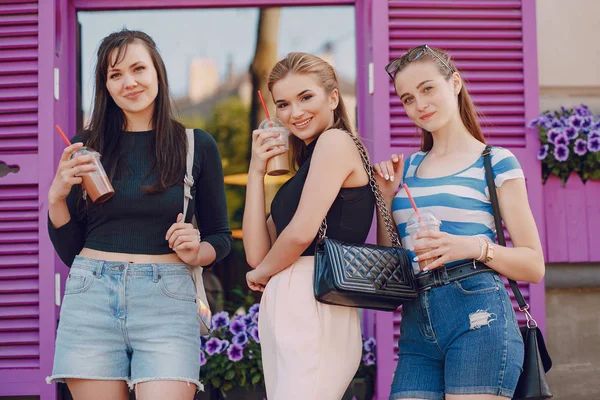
374, 45, 545, 400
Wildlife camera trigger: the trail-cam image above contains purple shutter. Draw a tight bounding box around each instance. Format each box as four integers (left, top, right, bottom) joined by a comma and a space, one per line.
0, 0, 41, 369
371, 1, 544, 398
0, 1, 56, 398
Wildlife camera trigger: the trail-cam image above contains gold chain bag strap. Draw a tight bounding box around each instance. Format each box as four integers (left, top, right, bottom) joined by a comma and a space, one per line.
313, 131, 417, 311
184, 129, 212, 335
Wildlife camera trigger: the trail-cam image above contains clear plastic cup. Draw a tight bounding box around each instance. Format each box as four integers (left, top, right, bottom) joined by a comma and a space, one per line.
71, 147, 115, 203
405, 210, 442, 271
259, 117, 290, 176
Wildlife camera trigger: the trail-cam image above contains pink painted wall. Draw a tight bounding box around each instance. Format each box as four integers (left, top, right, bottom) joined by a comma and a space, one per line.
544, 177, 600, 262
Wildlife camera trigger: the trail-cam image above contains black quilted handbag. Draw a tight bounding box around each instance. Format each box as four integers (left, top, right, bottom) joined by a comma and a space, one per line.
313, 132, 418, 311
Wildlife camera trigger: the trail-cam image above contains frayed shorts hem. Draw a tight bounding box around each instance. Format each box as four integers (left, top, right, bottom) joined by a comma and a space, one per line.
45, 375, 204, 392
390, 390, 443, 400
128, 377, 203, 392
446, 385, 514, 397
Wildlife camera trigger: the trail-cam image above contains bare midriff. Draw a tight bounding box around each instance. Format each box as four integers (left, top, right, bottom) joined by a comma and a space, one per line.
79, 248, 183, 264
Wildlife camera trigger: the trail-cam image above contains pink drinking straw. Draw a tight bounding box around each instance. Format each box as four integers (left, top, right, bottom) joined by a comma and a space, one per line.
257, 90, 271, 120
403, 183, 423, 223
55, 125, 72, 146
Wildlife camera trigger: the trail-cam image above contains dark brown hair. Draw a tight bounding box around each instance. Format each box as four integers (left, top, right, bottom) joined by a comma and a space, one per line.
267, 52, 357, 170
86, 29, 185, 193
392, 46, 484, 151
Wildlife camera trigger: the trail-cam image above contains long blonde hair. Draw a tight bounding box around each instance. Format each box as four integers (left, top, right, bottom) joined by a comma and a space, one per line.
267, 52, 356, 170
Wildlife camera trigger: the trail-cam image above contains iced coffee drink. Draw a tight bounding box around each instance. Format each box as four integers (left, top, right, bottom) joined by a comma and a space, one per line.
259, 118, 290, 176
71, 147, 114, 203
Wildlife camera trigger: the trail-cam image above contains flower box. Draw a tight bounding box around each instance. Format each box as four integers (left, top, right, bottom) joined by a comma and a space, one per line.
529, 104, 600, 263
543, 175, 600, 263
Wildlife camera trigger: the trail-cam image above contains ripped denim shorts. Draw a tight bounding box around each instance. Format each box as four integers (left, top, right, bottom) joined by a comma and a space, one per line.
46, 256, 202, 391
390, 271, 524, 400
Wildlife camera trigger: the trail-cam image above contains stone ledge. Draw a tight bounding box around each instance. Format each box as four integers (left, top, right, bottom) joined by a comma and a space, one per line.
545, 263, 600, 289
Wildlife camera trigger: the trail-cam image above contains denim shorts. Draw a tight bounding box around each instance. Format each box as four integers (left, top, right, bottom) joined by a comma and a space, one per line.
390, 271, 524, 400
46, 256, 202, 391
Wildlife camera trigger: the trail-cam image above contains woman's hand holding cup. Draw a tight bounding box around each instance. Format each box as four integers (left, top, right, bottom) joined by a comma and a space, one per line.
249, 129, 288, 176
48, 142, 97, 204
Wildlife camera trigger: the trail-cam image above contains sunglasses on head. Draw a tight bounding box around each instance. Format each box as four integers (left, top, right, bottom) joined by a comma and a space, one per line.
385, 44, 454, 80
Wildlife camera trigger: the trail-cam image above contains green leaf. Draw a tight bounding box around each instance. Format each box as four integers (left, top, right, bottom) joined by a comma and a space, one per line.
211, 378, 222, 388
222, 383, 233, 392
252, 374, 262, 384
225, 370, 235, 380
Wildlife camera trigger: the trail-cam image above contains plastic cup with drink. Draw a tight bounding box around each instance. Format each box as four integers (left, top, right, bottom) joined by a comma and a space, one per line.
257, 90, 290, 176
55, 125, 115, 203
402, 184, 442, 271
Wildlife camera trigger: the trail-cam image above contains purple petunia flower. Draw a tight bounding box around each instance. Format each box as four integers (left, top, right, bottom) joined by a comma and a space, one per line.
251, 312, 259, 325
574, 139, 587, 156
582, 116, 594, 129
227, 344, 244, 362
242, 314, 254, 327
527, 118, 540, 128
249, 303, 260, 316
363, 337, 377, 352
229, 317, 246, 335
250, 326, 260, 344
593, 120, 600, 130
564, 127, 578, 140
233, 332, 249, 346
551, 120, 563, 128
363, 352, 376, 366
588, 130, 600, 140
200, 350, 207, 366
537, 145, 549, 161
205, 338, 221, 356
554, 144, 569, 162
569, 115, 583, 129
554, 134, 568, 146
588, 137, 600, 152
547, 128, 562, 144
211, 311, 230, 331
218, 339, 230, 354
575, 104, 592, 117
200, 335, 209, 350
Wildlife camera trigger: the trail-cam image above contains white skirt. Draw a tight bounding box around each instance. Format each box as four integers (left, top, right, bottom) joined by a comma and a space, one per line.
258, 256, 362, 400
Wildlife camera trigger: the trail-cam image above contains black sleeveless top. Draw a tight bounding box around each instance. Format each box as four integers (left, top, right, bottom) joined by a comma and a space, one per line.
270, 137, 375, 256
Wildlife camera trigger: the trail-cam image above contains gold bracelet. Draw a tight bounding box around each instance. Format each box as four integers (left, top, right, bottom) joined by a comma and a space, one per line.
482, 241, 495, 263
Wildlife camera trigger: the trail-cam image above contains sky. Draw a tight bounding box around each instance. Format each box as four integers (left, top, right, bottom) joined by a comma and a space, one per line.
77, 6, 356, 113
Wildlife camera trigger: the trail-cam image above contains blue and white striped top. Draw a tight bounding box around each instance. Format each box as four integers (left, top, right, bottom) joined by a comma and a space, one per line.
392, 146, 524, 268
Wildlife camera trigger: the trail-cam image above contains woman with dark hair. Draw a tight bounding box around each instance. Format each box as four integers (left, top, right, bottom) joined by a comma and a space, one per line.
374, 45, 545, 400
242, 52, 375, 400
46, 29, 232, 400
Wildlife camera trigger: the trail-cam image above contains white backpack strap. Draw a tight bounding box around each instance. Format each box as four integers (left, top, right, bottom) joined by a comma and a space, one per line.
183, 129, 195, 221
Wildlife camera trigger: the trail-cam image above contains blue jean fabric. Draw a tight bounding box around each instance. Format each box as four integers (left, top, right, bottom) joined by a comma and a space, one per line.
390, 271, 524, 400
46, 256, 202, 391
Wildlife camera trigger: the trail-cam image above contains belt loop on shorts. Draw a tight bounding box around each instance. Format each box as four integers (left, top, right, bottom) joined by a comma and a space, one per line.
152, 264, 159, 283
431, 267, 450, 287
94, 261, 104, 278
439, 267, 449, 284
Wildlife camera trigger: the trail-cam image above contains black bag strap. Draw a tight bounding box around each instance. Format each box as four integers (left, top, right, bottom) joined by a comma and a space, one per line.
482, 145, 528, 310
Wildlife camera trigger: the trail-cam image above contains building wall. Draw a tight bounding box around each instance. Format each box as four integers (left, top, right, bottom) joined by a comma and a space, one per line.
536, 0, 600, 112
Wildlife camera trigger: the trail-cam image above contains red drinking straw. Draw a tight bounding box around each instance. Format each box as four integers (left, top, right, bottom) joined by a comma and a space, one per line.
257, 90, 271, 120
403, 183, 422, 223
55, 125, 72, 146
